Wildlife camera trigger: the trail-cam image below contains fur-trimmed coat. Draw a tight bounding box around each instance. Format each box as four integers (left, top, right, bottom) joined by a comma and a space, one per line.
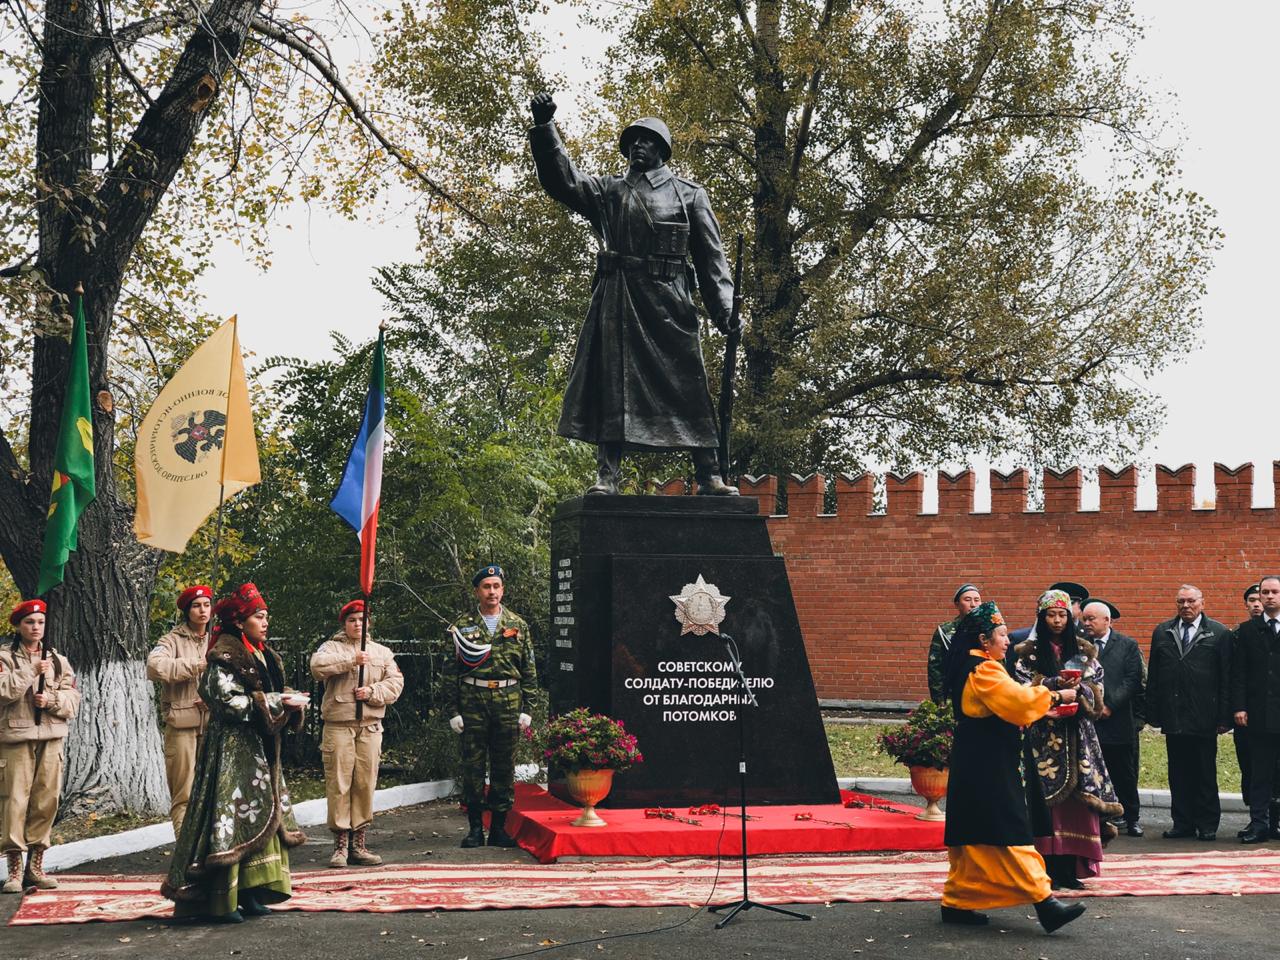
1012, 636, 1124, 835
162, 633, 306, 901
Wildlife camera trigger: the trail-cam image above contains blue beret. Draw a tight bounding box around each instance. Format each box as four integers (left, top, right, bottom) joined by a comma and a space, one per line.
472, 564, 505, 587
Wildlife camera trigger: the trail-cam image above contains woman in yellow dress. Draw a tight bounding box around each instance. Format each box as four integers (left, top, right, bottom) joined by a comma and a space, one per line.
939, 601, 1086, 933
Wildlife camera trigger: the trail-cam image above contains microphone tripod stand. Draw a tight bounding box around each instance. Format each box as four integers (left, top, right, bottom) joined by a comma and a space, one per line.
709, 632, 812, 929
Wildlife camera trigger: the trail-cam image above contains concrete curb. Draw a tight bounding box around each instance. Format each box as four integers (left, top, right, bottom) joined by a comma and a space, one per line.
45, 778, 459, 873
838, 776, 1249, 813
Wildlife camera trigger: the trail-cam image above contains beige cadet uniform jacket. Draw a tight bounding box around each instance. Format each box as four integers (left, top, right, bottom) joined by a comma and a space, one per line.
146, 623, 209, 731
310, 633, 404, 724
0, 644, 80, 742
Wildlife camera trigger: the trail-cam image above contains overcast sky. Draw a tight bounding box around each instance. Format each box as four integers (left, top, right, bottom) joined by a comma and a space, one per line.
197, 2, 1278, 506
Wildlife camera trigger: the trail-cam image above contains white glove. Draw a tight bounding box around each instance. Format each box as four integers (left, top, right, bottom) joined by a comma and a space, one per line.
518, 712, 532, 730
449, 715, 464, 734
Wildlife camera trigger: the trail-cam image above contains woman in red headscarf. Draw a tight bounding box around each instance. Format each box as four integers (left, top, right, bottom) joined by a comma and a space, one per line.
161, 584, 309, 922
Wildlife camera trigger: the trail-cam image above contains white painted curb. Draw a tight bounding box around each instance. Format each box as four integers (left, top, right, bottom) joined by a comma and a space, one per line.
839, 777, 1249, 813
45, 778, 458, 873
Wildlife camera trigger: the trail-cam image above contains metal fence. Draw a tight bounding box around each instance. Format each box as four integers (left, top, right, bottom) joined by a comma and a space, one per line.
279, 646, 448, 767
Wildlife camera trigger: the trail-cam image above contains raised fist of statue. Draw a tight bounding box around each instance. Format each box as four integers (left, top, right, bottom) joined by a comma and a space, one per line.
531, 92, 557, 125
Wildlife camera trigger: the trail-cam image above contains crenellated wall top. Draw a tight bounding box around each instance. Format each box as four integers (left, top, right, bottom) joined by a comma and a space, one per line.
653, 463, 1279, 517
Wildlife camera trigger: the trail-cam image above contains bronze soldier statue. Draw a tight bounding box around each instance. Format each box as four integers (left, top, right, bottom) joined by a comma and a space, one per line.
529, 92, 739, 496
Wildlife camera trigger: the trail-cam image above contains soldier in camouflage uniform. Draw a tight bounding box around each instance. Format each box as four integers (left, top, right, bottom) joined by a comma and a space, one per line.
928, 584, 982, 704
445, 564, 537, 848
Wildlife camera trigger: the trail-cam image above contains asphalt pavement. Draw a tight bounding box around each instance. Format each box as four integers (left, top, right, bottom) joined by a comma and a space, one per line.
2, 794, 1274, 960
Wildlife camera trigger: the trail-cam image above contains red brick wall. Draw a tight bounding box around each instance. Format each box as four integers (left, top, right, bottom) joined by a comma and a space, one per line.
681, 463, 1280, 703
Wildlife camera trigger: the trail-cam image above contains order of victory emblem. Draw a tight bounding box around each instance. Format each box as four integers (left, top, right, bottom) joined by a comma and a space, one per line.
670, 575, 731, 636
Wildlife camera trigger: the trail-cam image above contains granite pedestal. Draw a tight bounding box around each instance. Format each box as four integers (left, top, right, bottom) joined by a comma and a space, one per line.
548, 495, 839, 807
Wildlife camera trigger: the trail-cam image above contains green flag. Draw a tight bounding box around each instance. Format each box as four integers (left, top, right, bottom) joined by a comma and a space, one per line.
35, 295, 97, 595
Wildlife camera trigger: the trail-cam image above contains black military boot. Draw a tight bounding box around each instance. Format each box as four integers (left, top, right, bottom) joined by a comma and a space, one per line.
460, 807, 486, 848
692, 449, 738, 496
1270, 801, 1280, 840
1034, 896, 1086, 933
586, 443, 621, 495
487, 810, 518, 848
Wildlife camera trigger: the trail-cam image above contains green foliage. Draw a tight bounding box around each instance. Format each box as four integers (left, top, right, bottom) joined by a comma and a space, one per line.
876, 699, 954, 770
543, 707, 644, 773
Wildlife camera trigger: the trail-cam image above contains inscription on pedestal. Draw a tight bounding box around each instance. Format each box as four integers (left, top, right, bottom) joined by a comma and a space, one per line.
548, 496, 839, 807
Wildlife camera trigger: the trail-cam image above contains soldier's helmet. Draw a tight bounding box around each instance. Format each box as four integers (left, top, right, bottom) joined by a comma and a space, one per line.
619, 117, 673, 162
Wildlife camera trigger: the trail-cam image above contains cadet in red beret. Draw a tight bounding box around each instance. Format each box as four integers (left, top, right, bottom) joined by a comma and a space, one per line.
310, 600, 403, 867
2, 600, 80, 895
145, 585, 213, 834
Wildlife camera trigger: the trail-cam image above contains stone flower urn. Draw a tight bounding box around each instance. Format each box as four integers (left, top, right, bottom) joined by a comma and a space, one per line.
908, 765, 948, 822
566, 768, 615, 827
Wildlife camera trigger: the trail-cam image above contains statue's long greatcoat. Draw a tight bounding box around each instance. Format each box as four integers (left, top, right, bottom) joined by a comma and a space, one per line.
529, 123, 735, 450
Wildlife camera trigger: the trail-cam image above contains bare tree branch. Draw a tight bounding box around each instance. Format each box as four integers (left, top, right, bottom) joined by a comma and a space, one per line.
795, 0, 1011, 303
97, 0, 156, 107
249, 15, 492, 233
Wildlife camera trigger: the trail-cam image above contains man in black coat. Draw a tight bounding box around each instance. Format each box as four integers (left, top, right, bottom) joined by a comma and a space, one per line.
1231, 575, 1280, 843
1148, 584, 1231, 841
1220, 585, 1261, 826
1082, 599, 1146, 836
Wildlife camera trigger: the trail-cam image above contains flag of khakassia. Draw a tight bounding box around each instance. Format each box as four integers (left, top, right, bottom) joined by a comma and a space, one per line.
36, 295, 98, 595
330, 330, 386, 597
134, 317, 260, 553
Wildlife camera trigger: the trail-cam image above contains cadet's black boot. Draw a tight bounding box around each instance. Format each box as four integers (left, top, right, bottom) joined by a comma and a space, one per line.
1034, 896, 1085, 933
940, 905, 988, 925
692, 448, 738, 496
586, 443, 621, 495
461, 807, 486, 848
487, 810, 518, 848
1270, 801, 1280, 840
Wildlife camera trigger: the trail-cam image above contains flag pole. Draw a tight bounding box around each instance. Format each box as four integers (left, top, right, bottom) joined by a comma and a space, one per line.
355, 320, 385, 723
356, 594, 370, 723
35, 280, 86, 722
209, 316, 239, 591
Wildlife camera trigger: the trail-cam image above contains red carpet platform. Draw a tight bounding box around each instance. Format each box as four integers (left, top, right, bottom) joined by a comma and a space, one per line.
14, 850, 1280, 925
508, 783, 943, 863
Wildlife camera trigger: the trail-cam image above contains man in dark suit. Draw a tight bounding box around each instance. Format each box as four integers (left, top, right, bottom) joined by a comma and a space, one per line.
1220, 584, 1261, 834
1148, 584, 1231, 841
1231, 575, 1280, 843
1082, 599, 1145, 836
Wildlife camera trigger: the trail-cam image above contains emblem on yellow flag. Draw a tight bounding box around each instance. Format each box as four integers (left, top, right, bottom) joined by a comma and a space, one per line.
133, 317, 260, 553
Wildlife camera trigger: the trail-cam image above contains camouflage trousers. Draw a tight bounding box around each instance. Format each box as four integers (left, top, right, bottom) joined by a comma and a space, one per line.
459, 686, 521, 812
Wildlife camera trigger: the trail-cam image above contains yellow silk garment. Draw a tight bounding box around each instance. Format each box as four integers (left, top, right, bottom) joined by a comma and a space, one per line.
942, 652, 1054, 910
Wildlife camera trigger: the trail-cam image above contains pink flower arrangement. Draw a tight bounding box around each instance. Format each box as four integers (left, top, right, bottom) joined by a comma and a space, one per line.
875, 700, 954, 771
544, 707, 644, 773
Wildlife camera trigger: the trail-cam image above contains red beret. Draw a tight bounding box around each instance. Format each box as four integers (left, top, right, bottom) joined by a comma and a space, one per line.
177, 585, 213, 612
9, 599, 47, 627
340, 599, 365, 621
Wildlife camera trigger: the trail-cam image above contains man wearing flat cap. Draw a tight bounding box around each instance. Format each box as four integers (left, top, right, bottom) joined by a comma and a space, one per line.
928, 584, 982, 703
1081, 599, 1145, 836
146, 585, 213, 834
445, 565, 538, 849
528, 92, 740, 496
1148, 584, 1231, 841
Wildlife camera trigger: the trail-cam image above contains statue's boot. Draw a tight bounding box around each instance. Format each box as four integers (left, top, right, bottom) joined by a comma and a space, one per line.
692, 448, 738, 496
586, 443, 621, 495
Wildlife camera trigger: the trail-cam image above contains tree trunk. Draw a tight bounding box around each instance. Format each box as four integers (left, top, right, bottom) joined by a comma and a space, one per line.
0, 0, 266, 817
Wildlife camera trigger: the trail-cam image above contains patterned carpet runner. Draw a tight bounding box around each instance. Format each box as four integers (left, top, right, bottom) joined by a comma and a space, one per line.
12, 849, 1280, 925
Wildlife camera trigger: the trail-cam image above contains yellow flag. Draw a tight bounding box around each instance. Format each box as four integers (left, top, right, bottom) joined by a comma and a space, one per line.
134, 317, 261, 552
